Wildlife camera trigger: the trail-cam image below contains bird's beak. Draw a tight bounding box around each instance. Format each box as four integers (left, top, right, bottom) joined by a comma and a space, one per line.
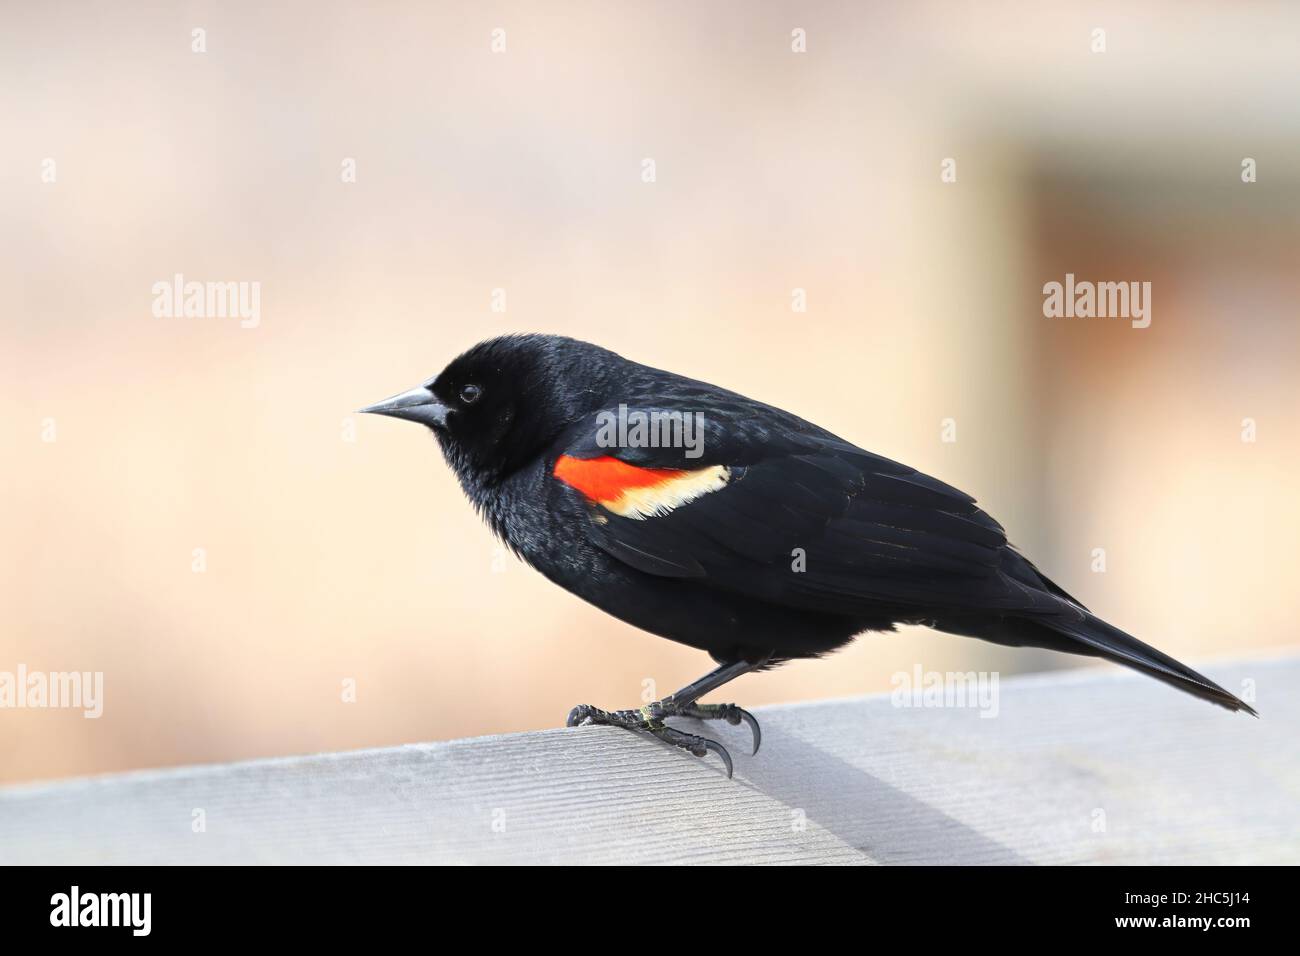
357, 386, 450, 428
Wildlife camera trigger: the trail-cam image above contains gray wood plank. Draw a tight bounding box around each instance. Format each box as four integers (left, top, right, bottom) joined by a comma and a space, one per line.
1, 657, 1295, 865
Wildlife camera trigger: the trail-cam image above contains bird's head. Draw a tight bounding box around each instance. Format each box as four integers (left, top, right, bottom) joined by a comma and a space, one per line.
359, 334, 620, 486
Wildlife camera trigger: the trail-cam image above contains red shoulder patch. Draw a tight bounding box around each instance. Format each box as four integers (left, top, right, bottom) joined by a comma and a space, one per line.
553, 455, 687, 502
553, 455, 731, 519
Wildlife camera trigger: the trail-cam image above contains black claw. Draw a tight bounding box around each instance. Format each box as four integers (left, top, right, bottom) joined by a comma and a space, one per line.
701, 738, 734, 778
675, 702, 762, 757
737, 708, 762, 756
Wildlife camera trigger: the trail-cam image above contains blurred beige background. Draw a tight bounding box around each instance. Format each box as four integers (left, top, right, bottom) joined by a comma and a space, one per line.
2, 1, 1297, 785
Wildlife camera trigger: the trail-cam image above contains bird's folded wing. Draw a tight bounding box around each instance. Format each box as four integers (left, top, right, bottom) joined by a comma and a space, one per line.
553, 412, 1066, 616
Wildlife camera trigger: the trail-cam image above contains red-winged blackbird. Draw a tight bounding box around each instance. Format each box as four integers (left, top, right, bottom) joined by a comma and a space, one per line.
361, 334, 1254, 775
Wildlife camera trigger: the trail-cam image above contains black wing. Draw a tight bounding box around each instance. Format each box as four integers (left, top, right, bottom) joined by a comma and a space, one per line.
555, 408, 1075, 619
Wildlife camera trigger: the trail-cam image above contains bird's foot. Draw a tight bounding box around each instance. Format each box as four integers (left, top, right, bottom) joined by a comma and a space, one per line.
666, 702, 762, 756
564, 699, 760, 778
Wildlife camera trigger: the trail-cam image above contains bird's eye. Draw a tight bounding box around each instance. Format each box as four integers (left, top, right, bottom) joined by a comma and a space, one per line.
459, 384, 482, 405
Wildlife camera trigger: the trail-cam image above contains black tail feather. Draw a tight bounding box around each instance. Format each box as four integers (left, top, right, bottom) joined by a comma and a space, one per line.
1033, 613, 1256, 715
938, 606, 1256, 715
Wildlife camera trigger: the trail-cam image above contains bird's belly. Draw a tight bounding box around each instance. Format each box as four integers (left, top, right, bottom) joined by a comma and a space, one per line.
492, 477, 867, 662
547, 552, 864, 663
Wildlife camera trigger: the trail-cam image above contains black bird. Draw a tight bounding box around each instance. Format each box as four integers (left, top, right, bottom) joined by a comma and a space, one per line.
360, 334, 1254, 775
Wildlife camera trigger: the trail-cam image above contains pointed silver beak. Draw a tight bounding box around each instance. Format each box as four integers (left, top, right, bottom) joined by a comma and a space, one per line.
357, 386, 450, 428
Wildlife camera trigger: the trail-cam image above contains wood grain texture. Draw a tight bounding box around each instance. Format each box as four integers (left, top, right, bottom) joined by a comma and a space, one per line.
1, 657, 1296, 865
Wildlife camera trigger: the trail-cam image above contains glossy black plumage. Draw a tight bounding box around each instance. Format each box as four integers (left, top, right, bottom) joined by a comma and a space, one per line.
365, 334, 1254, 716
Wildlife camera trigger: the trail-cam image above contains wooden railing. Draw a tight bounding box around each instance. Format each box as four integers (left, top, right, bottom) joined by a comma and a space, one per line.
1, 656, 1294, 864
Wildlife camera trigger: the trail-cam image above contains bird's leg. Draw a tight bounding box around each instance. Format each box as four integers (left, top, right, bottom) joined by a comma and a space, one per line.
565, 659, 765, 777
654, 660, 764, 755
